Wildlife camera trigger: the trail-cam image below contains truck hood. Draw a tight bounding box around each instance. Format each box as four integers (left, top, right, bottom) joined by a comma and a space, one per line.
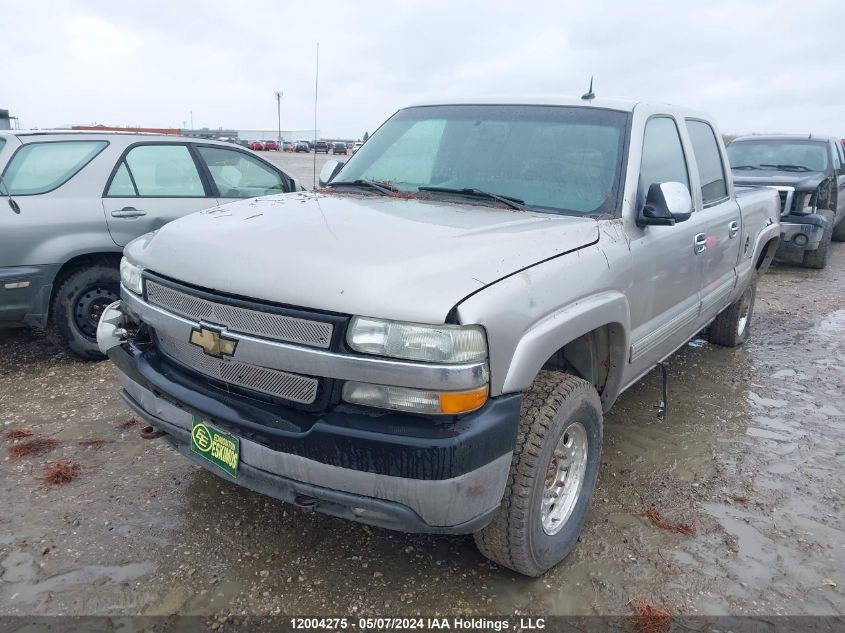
732, 170, 827, 192
125, 191, 599, 323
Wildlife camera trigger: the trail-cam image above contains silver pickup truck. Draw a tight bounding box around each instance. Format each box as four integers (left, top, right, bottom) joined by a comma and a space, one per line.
99, 98, 781, 576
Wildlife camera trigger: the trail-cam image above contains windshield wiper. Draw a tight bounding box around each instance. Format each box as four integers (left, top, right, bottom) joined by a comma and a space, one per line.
732, 165, 762, 170
417, 186, 528, 211
326, 179, 397, 195
759, 163, 813, 172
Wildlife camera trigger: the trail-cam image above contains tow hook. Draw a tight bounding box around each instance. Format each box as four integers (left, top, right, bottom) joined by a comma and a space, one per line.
140, 425, 166, 440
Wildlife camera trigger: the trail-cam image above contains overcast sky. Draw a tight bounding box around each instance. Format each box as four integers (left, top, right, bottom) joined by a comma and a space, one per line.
3, 0, 844, 138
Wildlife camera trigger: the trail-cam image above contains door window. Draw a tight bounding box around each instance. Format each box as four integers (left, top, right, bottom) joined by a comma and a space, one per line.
1, 140, 107, 195
639, 117, 689, 204
108, 144, 204, 197
686, 120, 728, 206
196, 147, 287, 198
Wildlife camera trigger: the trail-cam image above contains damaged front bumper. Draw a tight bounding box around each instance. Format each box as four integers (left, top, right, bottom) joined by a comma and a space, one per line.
98, 303, 519, 534
778, 213, 828, 251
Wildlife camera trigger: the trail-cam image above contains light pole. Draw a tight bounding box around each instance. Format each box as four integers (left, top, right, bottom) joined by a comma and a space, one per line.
275, 91, 283, 149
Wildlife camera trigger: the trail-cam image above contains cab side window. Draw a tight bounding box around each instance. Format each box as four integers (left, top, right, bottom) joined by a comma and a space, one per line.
106, 144, 204, 197
639, 117, 689, 206
686, 120, 728, 206
196, 147, 287, 198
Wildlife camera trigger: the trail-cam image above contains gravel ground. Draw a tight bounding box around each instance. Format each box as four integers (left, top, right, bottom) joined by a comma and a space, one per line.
0, 237, 843, 619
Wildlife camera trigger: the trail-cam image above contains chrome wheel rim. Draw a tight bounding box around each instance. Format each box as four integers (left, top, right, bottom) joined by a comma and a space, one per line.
737, 287, 753, 337
541, 422, 589, 536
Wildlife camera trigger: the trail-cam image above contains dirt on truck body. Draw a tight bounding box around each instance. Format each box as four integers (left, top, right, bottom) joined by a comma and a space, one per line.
1, 245, 843, 617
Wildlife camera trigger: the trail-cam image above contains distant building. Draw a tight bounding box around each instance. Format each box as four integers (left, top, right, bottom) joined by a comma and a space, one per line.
0, 109, 10, 130
181, 127, 240, 140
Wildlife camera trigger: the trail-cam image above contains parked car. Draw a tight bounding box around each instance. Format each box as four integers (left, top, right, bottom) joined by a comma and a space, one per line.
352, 141, 363, 153
346, 142, 355, 150
99, 99, 779, 576
264, 140, 279, 151
314, 141, 329, 154
0, 130, 299, 359
332, 142, 347, 155
728, 134, 845, 268
249, 141, 265, 151
294, 141, 310, 153
282, 141, 294, 152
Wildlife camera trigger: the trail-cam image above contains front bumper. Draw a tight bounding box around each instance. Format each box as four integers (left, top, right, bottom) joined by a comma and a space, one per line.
778, 213, 828, 251
107, 334, 520, 534
0, 264, 59, 328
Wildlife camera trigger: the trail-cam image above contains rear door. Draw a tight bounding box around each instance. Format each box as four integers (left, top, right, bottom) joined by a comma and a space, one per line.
101, 142, 218, 247
684, 119, 742, 326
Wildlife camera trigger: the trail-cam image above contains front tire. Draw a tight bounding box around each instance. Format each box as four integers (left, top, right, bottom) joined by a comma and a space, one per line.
474, 371, 603, 577
50, 265, 120, 360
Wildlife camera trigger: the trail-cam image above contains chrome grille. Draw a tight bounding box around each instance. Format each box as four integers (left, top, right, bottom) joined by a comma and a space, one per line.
156, 332, 319, 404
146, 280, 333, 348
774, 187, 794, 217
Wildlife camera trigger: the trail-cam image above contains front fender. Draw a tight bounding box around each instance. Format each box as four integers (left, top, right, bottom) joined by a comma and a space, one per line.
501, 291, 630, 408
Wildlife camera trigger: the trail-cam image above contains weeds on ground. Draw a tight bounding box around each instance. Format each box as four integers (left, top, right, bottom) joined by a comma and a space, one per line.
4, 428, 34, 440
119, 417, 140, 430
41, 459, 81, 486
638, 506, 696, 536
628, 598, 672, 633
9, 437, 60, 459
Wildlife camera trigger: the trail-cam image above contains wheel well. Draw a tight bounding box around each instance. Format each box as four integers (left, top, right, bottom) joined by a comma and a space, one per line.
51, 253, 122, 306
540, 324, 625, 399
755, 237, 778, 276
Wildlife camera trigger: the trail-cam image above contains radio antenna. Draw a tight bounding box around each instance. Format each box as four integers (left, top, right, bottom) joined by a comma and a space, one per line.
581, 76, 595, 101
313, 42, 319, 188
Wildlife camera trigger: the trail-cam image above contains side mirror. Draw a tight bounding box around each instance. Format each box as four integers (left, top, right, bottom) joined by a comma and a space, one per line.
319, 160, 344, 187
637, 182, 692, 227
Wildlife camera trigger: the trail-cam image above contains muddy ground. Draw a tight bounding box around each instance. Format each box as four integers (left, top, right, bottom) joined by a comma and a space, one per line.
0, 241, 843, 620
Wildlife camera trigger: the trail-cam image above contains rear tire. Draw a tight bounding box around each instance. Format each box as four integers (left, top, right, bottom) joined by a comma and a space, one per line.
473, 371, 603, 577
50, 265, 120, 360
802, 210, 834, 269
708, 282, 756, 347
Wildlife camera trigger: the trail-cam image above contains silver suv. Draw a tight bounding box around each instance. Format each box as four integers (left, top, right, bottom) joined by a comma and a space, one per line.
0, 131, 298, 358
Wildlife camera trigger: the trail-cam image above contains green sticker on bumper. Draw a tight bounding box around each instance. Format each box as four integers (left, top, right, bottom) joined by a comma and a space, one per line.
191, 416, 240, 478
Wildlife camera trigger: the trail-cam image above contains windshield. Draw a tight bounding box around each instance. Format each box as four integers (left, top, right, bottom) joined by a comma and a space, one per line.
727, 140, 829, 172
334, 105, 629, 216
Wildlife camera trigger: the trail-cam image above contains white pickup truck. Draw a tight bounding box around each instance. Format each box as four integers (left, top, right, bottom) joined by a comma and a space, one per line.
99, 98, 781, 576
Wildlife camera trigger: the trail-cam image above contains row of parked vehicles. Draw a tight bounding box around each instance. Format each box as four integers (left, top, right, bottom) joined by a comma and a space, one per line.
1, 96, 842, 577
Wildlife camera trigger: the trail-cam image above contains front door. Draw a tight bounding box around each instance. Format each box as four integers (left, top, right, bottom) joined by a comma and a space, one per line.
102, 143, 218, 247
627, 115, 708, 380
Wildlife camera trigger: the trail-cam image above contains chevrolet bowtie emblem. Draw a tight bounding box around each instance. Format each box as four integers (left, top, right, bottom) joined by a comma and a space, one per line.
189, 326, 238, 358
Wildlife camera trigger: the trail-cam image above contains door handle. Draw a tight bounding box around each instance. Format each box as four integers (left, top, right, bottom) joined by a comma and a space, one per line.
111, 207, 147, 218
728, 221, 740, 238
694, 233, 707, 254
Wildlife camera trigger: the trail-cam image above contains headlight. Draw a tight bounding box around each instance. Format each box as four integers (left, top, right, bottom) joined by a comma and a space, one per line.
799, 191, 817, 214
346, 317, 487, 363
342, 381, 488, 415
120, 257, 144, 295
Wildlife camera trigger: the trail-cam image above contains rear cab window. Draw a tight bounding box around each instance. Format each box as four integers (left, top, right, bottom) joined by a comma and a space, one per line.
0, 140, 108, 195
685, 120, 729, 206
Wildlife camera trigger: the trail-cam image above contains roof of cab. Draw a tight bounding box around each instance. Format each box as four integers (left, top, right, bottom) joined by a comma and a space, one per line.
731, 134, 837, 143
406, 96, 642, 112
